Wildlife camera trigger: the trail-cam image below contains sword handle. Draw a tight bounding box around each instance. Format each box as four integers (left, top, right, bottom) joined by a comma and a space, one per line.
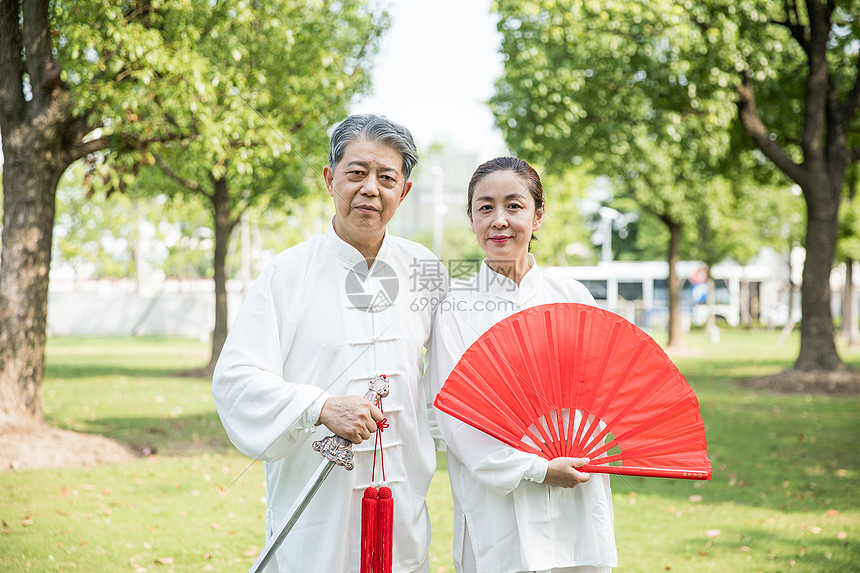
311, 375, 389, 471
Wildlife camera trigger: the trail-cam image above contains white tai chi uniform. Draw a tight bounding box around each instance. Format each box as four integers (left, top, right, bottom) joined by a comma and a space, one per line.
428, 257, 617, 573
213, 221, 447, 572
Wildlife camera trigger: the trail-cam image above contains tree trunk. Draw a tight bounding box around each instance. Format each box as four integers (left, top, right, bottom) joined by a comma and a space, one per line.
206, 175, 233, 373
666, 220, 685, 349
841, 260, 859, 346
0, 0, 83, 428
0, 131, 64, 428
794, 192, 843, 370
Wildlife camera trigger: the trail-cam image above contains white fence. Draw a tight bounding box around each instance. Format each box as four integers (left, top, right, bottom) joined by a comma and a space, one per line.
47, 279, 245, 339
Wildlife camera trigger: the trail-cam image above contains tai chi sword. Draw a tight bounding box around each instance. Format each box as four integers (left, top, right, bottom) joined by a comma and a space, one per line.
247, 375, 389, 573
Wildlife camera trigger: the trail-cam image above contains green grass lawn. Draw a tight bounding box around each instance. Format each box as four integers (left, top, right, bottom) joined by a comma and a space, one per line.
1, 330, 858, 572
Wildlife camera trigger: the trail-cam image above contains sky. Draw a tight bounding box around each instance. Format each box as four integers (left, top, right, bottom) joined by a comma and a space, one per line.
351, 0, 508, 161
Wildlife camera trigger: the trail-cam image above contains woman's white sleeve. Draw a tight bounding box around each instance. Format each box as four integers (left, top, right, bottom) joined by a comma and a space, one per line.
428, 314, 547, 495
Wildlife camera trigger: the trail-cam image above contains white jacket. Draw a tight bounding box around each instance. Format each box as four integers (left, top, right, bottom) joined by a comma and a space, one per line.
213, 222, 447, 572
428, 258, 618, 573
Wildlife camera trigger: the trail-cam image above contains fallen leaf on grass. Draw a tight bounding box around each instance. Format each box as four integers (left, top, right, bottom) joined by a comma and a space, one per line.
155, 557, 175, 565
202, 565, 213, 571
704, 530, 720, 538
243, 550, 257, 557
838, 531, 847, 540
739, 546, 751, 552
826, 509, 839, 517
688, 495, 703, 503
22, 518, 34, 526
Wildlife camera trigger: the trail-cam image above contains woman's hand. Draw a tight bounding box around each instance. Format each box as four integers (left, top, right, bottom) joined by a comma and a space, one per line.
543, 457, 591, 488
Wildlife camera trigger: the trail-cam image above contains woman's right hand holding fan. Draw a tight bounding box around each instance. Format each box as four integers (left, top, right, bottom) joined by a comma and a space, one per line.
543, 457, 591, 488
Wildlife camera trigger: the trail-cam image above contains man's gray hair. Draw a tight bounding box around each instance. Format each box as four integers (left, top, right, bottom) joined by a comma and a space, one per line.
328, 114, 419, 180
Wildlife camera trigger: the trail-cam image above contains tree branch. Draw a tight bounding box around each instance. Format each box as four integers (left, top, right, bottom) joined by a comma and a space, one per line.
769, 19, 811, 55
0, 0, 26, 121
736, 71, 807, 185
771, 0, 811, 55
153, 154, 213, 199
65, 135, 113, 163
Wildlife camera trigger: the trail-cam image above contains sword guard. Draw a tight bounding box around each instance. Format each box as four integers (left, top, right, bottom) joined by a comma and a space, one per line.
312, 434, 355, 469
312, 375, 389, 471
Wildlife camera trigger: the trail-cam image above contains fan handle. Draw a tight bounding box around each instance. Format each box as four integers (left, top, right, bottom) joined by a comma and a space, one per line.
580, 464, 711, 480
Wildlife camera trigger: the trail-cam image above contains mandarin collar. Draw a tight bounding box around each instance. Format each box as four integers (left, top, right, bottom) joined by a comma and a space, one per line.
324, 218, 391, 271
478, 254, 542, 304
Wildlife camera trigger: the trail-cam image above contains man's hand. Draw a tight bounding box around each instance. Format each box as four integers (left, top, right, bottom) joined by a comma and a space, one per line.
543, 457, 591, 488
318, 395, 384, 444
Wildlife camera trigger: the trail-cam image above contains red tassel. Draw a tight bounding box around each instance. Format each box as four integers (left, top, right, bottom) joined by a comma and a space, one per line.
361, 487, 378, 573
376, 486, 393, 573
363, 408, 394, 572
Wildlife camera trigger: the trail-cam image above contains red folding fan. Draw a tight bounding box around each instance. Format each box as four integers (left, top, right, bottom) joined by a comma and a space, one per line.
434, 303, 712, 480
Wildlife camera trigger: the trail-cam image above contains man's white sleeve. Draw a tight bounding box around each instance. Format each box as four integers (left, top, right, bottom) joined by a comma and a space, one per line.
212, 265, 330, 462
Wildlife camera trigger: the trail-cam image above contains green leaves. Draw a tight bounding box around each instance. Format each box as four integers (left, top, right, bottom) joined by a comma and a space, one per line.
490, 0, 821, 268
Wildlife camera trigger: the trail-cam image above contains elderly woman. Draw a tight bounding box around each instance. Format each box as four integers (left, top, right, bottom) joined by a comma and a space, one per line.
429, 157, 618, 573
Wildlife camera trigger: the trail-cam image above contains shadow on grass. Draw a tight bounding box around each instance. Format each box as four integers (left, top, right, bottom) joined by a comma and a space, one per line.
49, 412, 234, 457
611, 388, 860, 516
44, 363, 203, 380
720, 526, 856, 572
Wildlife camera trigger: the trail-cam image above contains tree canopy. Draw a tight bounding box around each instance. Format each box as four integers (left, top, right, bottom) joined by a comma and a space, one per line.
0, 0, 387, 426
92, 0, 389, 372
490, 0, 860, 367
490, 0, 741, 347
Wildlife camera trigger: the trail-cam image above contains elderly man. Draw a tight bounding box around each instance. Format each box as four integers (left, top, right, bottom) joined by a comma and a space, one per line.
213, 114, 447, 572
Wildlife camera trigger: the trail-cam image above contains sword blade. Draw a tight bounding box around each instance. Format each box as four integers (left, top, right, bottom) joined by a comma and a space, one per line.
247, 458, 336, 573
